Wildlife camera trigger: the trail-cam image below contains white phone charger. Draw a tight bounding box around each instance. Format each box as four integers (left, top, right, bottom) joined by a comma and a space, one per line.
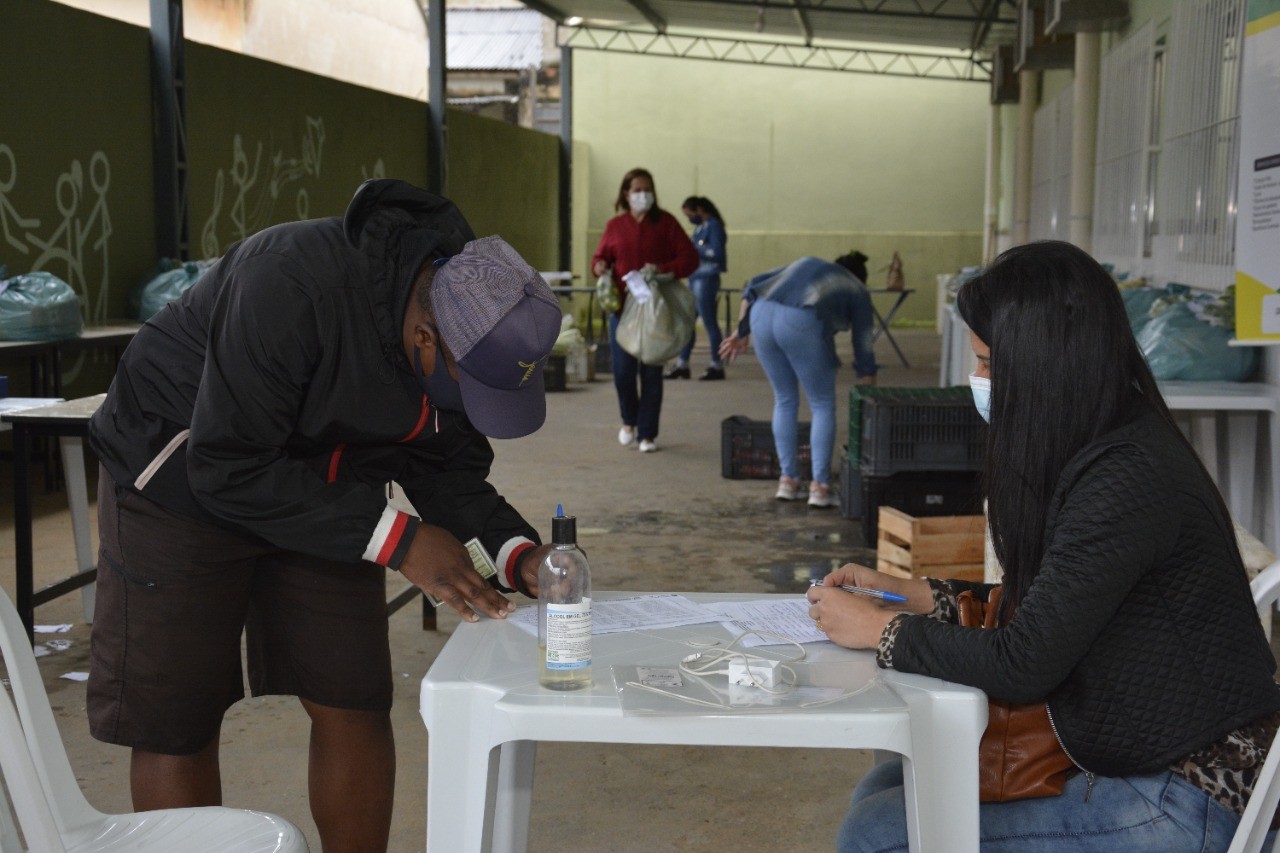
727, 659, 783, 689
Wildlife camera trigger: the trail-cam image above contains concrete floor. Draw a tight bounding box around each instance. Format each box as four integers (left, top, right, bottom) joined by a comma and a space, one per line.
1, 328, 952, 851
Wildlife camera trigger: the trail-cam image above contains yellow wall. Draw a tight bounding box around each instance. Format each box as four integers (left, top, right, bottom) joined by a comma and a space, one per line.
571, 50, 989, 324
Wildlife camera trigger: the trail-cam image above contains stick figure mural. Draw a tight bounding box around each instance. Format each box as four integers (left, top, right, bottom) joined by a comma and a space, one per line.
199, 116, 327, 257
0, 144, 42, 256
27, 160, 87, 315
0, 145, 114, 385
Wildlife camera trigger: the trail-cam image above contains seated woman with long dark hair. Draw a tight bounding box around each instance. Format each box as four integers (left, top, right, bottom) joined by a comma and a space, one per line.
808, 241, 1280, 852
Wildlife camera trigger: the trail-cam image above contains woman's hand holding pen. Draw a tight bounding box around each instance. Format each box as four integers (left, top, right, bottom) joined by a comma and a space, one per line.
824, 565, 933, 615
806, 584, 895, 649
805, 565, 932, 649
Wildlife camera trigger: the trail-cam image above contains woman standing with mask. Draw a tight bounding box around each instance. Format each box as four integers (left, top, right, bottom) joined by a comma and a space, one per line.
668, 196, 728, 381
591, 168, 699, 453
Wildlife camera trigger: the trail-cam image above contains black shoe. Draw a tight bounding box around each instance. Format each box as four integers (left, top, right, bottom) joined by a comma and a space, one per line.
699, 366, 726, 381
665, 365, 691, 379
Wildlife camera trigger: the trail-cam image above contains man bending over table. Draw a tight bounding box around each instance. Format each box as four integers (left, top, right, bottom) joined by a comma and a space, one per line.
87, 178, 558, 851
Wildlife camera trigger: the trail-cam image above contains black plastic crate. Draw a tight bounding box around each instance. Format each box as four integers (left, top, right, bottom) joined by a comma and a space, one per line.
720, 416, 811, 480
861, 470, 982, 546
858, 390, 985, 476
848, 387, 971, 464
839, 455, 862, 519
544, 354, 567, 392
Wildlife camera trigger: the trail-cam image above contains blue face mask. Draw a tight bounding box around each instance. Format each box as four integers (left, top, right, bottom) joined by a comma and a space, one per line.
687, 214, 703, 225
414, 344, 464, 412
969, 374, 991, 423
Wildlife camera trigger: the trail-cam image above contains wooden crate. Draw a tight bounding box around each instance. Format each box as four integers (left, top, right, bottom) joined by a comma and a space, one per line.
876, 506, 985, 583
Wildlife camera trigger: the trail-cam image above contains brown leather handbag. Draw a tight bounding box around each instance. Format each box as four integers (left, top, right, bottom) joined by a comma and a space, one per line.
957, 587, 1074, 802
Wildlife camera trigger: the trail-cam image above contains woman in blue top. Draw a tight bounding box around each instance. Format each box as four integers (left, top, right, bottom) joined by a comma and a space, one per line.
720, 255, 877, 507
667, 196, 728, 381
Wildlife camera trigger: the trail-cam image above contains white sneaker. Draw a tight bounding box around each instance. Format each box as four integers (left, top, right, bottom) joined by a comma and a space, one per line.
618, 425, 636, 446
638, 439, 658, 453
775, 476, 801, 501
807, 482, 837, 508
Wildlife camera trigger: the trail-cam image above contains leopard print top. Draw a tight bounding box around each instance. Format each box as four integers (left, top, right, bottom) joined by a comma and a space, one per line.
875, 578, 1280, 825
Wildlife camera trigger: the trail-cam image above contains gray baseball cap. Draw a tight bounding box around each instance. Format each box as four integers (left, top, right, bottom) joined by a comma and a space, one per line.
430, 236, 562, 439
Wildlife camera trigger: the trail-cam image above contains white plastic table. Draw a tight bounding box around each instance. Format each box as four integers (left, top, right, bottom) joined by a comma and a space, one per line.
419, 591, 986, 853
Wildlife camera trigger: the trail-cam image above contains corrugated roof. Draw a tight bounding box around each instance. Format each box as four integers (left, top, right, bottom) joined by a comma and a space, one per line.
448, 8, 544, 71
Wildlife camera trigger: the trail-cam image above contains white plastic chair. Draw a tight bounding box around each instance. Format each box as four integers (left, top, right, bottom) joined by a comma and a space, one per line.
1228, 561, 1280, 853
0, 587, 309, 852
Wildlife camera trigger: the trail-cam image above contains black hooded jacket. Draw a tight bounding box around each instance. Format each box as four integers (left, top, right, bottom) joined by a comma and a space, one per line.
89, 180, 539, 573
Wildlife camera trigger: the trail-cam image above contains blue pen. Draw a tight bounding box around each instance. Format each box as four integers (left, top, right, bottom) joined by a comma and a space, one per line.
809, 579, 908, 604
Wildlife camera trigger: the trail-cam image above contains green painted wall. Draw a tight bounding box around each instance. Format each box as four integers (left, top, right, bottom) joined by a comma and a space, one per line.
571, 51, 988, 325
445, 109, 561, 271
186, 42, 431, 257
0, 0, 566, 398
0, 0, 155, 393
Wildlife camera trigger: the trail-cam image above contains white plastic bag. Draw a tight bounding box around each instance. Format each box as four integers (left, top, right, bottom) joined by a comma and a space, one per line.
614, 275, 696, 366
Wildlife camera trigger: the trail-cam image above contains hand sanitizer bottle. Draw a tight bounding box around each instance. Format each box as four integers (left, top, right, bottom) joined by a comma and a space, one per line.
538, 505, 592, 690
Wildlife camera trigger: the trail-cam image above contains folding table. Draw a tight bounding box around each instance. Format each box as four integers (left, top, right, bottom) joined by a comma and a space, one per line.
420, 590, 986, 853
2, 395, 103, 642
868, 288, 915, 368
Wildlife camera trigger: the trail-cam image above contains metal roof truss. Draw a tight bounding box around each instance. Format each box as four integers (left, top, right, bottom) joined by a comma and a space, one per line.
557, 24, 994, 80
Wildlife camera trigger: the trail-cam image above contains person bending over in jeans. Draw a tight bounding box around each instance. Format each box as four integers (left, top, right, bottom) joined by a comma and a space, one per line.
720, 255, 878, 507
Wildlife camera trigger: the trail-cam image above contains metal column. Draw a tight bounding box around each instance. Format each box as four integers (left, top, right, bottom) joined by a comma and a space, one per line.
1069, 31, 1101, 252
558, 45, 573, 271
150, 0, 189, 260
1013, 68, 1036, 245
428, 0, 447, 194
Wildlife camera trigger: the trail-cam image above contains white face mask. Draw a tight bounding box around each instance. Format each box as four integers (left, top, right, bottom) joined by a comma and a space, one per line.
969, 374, 991, 423
628, 191, 654, 213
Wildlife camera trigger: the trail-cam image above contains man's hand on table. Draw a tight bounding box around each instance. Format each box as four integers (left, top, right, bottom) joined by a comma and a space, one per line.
400, 524, 516, 622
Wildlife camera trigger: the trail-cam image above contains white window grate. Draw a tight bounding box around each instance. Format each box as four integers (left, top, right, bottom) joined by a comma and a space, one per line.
1092, 21, 1155, 276
1030, 82, 1075, 242
1154, 0, 1246, 290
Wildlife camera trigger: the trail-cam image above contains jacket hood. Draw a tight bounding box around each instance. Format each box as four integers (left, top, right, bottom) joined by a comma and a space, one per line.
343, 179, 474, 253
341, 179, 477, 358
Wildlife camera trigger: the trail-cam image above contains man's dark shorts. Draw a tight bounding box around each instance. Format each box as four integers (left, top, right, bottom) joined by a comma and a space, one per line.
88, 467, 392, 755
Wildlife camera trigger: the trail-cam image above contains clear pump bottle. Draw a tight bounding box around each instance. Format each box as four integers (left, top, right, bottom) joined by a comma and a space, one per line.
538, 507, 592, 690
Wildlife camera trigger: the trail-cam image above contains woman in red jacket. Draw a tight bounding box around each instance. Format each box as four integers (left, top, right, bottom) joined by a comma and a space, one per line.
591, 168, 698, 452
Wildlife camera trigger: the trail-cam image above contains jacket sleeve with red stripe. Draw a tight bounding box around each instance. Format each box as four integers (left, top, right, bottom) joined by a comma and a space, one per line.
394, 431, 542, 593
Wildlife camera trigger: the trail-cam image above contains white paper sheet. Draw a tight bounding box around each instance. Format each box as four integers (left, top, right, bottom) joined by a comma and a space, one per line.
59, 672, 88, 682
506, 593, 719, 636
705, 599, 830, 647
34, 624, 72, 633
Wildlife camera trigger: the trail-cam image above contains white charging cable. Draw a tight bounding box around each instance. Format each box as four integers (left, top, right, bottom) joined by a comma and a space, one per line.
677, 630, 805, 695
622, 630, 809, 709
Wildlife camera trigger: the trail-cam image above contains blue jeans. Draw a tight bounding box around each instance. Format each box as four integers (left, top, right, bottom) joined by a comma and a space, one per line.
608, 313, 663, 441
750, 300, 835, 483
678, 274, 723, 364
838, 758, 1276, 853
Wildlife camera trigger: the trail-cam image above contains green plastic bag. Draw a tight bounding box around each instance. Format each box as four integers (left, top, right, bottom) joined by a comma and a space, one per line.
0, 270, 82, 341
133, 259, 216, 321
1137, 301, 1257, 381
614, 276, 697, 365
